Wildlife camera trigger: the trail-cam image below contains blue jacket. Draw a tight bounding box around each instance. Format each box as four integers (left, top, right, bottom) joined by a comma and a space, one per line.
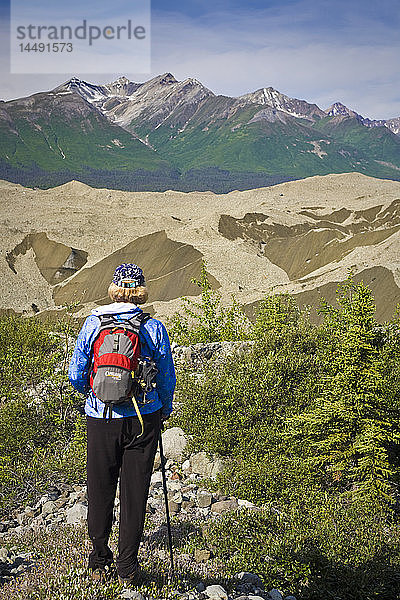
68, 302, 175, 419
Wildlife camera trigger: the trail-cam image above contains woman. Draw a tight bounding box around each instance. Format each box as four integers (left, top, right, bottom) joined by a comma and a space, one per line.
68, 263, 176, 584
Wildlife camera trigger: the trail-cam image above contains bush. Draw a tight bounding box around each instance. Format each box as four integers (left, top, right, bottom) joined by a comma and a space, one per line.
0, 314, 85, 514
0, 316, 57, 401
175, 293, 325, 503
190, 499, 400, 600
174, 281, 400, 599
168, 261, 251, 344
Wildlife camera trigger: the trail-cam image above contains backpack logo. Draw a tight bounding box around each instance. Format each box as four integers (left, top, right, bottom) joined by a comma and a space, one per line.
105, 370, 123, 381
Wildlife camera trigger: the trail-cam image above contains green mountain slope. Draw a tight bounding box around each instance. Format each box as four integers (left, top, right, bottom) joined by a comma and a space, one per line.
0, 91, 177, 189
1, 75, 400, 191
129, 98, 400, 180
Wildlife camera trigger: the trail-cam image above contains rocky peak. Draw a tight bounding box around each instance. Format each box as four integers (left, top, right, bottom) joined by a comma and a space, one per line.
237, 86, 325, 121
149, 72, 178, 86
53, 78, 108, 103
104, 76, 141, 97
325, 103, 400, 135
325, 102, 359, 119
111, 76, 130, 86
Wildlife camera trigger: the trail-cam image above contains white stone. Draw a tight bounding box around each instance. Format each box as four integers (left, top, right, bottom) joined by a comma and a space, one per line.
150, 472, 163, 487
41, 501, 57, 516
197, 490, 213, 508
66, 503, 88, 525
153, 451, 161, 471
190, 452, 225, 479
238, 499, 256, 508
166, 479, 182, 492
161, 427, 188, 462
182, 459, 191, 471
205, 585, 228, 600
120, 590, 144, 600
0, 547, 9, 561
172, 492, 183, 504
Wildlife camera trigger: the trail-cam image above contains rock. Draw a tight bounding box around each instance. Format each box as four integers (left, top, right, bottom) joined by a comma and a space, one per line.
197, 490, 213, 508
13, 525, 28, 536
268, 591, 283, 600
194, 549, 212, 563
167, 479, 182, 492
172, 492, 183, 504
120, 590, 145, 600
182, 459, 191, 472
190, 452, 225, 479
168, 500, 180, 515
16, 512, 29, 526
248, 596, 265, 600
196, 583, 206, 593
153, 451, 161, 471
66, 503, 88, 525
150, 472, 163, 488
41, 501, 57, 516
210, 499, 238, 514
0, 547, 9, 562
237, 499, 256, 509
46, 487, 61, 501
182, 500, 196, 511
235, 573, 264, 589
162, 428, 188, 462
283, 597, 297, 600
205, 585, 228, 600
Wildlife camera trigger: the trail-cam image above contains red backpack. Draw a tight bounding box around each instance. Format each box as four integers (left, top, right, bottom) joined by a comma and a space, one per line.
90, 312, 156, 424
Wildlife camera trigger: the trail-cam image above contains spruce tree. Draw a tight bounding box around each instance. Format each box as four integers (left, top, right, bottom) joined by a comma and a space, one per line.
289, 277, 399, 500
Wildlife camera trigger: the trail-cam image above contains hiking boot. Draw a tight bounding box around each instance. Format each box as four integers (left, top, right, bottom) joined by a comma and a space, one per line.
118, 565, 142, 587
90, 564, 115, 583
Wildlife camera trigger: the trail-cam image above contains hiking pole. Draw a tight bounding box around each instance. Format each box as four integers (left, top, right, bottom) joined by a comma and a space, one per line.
158, 429, 175, 579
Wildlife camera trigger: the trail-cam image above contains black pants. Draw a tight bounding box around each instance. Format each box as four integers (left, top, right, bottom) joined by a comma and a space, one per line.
86, 409, 161, 578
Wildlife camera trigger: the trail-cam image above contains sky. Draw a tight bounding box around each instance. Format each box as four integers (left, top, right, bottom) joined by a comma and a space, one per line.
0, 0, 400, 119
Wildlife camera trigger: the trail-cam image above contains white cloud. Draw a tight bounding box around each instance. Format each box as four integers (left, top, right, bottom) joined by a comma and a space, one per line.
148, 1, 400, 119
0, 0, 399, 118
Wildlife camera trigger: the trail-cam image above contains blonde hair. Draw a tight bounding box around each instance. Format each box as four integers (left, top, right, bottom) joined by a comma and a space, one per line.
108, 282, 148, 305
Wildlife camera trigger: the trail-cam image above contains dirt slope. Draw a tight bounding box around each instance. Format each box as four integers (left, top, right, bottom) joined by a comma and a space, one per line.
0, 172, 399, 321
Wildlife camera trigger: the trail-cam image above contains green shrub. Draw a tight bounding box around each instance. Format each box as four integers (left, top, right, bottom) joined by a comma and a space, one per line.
0, 316, 58, 400
175, 293, 325, 503
0, 314, 85, 513
168, 261, 251, 344
191, 498, 400, 600
175, 282, 400, 599
288, 278, 400, 501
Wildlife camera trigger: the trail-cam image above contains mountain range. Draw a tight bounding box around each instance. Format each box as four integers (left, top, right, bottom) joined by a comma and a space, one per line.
1, 73, 400, 192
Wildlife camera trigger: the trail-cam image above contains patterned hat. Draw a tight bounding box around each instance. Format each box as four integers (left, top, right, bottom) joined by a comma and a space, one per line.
112, 263, 145, 288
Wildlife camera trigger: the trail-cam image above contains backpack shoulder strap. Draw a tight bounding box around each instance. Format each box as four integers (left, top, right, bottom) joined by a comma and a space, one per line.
94, 312, 151, 337
126, 312, 152, 330
139, 312, 152, 323
97, 314, 119, 326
